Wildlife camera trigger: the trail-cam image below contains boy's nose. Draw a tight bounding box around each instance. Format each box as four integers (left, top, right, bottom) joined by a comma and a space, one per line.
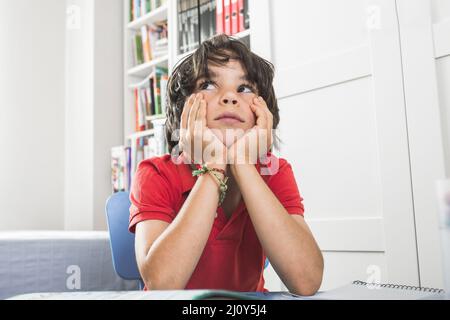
222, 98, 238, 105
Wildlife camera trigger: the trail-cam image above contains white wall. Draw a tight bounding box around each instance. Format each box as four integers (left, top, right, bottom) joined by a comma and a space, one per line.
65, 0, 95, 230
65, 0, 123, 231
0, 0, 66, 230
0, 0, 122, 231
93, 0, 124, 230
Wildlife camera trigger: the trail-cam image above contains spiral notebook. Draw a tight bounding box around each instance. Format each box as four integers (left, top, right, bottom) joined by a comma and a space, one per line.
298, 280, 447, 300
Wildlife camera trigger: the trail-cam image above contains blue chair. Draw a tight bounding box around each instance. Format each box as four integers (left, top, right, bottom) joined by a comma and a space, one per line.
105, 191, 144, 289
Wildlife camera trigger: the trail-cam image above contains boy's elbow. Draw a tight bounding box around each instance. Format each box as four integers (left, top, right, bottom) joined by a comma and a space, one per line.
142, 273, 169, 291
290, 262, 324, 296
140, 262, 185, 291
289, 276, 322, 296
141, 267, 166, 291
290, 282, 321, 297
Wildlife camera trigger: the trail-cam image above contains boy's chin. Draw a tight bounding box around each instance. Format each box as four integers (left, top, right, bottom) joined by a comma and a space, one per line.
209, 127, 248, 147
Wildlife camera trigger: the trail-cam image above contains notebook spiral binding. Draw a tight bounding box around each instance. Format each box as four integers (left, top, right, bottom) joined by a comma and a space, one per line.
352, 280, 445, 294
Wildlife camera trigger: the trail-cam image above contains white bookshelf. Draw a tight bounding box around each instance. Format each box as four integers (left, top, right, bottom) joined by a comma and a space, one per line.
122, 0, 263, 177
127, 54, 169, 77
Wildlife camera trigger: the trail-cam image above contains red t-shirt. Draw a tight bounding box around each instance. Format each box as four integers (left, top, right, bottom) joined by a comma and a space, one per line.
128, 152, 305, 292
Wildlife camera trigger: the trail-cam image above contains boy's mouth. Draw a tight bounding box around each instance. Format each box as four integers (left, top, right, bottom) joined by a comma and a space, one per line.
215, 112, 245, 123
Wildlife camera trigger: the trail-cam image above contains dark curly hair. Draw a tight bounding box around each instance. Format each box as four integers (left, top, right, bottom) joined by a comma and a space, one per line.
165, 34, 280, 154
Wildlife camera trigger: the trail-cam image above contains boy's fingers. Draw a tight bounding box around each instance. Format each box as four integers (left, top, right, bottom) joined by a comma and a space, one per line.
255, 96, 273, 121
180, 94, 196, 153
197, 100, 207, 129
193, 100, 206, 138
181, 94, 195, 131
251, 100, 267, 129
252, 97, 273, 151
254, 97, 273, 132
188, 94, 202, 133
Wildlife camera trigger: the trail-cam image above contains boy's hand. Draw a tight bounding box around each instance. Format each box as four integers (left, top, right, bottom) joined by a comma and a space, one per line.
179, 93, 227, 169
227, 96, 273, 165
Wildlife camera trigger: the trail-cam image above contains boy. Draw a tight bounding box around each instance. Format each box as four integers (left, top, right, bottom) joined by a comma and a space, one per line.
129, 34, 323, 296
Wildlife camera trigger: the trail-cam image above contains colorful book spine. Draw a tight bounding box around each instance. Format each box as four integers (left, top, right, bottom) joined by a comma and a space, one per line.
231, 0, 238, 35
126, 147, 131, 190
111, 146, 128, 193
130, 0, 134, 22
238, 0, 245, 32
133, 0, 141, 20
141, 25, 152, 62
224, 0, 231, 35
140, 0, 147, 16
134, 89, 146, 132
216, 0, 225, 34
160, 75, 169, 115
134, 33, 144, 65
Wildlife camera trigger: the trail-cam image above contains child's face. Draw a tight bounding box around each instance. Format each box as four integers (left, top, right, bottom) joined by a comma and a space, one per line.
194, 59, 259, 145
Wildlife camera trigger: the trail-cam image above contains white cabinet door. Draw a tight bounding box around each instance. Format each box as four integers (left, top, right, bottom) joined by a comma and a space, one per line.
261, 0, 421, 291
393, 0, 448, 287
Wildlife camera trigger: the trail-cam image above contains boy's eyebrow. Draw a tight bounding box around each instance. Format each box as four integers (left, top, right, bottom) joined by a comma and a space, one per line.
202, 70, 251, 82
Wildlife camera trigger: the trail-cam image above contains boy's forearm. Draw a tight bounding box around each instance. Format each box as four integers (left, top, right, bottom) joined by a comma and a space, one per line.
230, 164, 323, 295
142, 172, 222, 290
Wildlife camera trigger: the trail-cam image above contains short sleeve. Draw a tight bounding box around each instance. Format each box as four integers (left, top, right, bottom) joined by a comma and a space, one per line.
268, 159, 305, 216
128, 160, 177, 233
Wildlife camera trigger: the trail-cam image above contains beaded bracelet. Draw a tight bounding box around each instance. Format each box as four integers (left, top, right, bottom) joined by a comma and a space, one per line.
192, 164, 228, 206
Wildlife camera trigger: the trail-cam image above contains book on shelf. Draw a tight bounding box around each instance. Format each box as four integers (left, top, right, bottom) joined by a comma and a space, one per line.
132, 21, 168, 67
178, 0, 200, 55
130, 0, 168, 22
152, 21, 169, 57
177, 0, 187, 54
132, 0, 141, 21
116, 133, 167, 192
140, 0, 149, 16
134, 88, 146, 132
199, 0, 217, 44
132, 66, 168, 133
220, 0, 249, 35
177, 0, 248, 56
216, 0, 224, 34
231, 0, 238, 35
224, 0, 231, 35
130, 0, 134, 22
240, 0, 249, 31
153, 67, 169, 115
111, 146, 131, 193
140, 25, 152, 62
133, 33, 144, 66
160, 74, 169, 115
226, 0, 249, 35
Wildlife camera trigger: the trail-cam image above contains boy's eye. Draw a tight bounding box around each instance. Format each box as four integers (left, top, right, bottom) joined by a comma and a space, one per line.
238, 84, 254, 93
198, 80, 215, 90
198, 80, 255, 93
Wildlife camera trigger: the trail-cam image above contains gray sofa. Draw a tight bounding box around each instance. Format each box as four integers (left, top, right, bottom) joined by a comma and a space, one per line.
0, 231, 139, 299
